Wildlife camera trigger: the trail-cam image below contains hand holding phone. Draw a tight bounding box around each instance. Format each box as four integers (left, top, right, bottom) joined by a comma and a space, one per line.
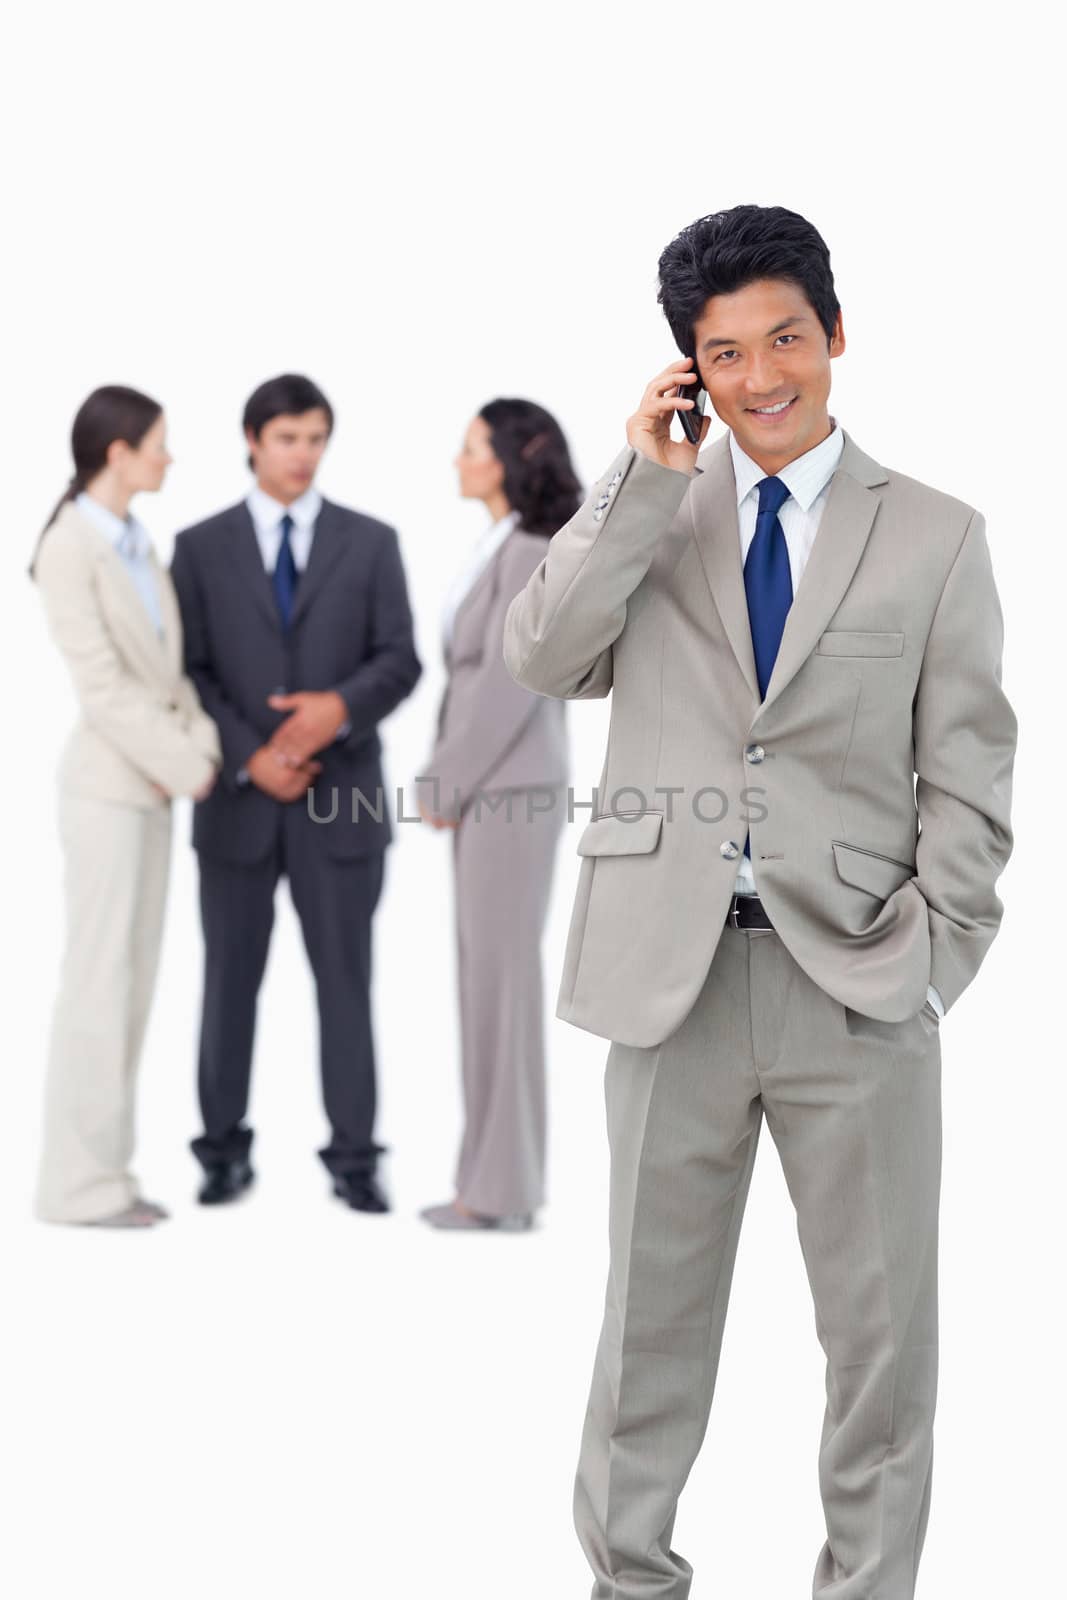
626, 356, 710, 473
678, 364, 708, 445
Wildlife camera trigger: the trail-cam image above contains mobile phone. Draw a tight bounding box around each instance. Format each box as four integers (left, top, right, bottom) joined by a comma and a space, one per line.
678, 366, 707, 445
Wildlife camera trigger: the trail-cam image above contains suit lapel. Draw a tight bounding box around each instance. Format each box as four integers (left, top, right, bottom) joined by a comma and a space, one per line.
688, 429, 890, 720
68, 508, 170, 680
229, 502, 283, 629
445, 545, 500, 665
689, 435, 760, 702
290, 499, 348, 627
152, 551, 184, 676
758, 431, 888, 717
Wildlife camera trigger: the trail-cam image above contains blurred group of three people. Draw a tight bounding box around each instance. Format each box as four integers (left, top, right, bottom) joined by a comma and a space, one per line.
30, 373, 581, 1231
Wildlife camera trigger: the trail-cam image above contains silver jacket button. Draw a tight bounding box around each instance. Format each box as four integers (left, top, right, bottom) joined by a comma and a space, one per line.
744, 743, 765, 764
719, 840, 740, 860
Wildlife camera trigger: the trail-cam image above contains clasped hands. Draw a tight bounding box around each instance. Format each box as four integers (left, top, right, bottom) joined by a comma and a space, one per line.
246, 690, 349, 802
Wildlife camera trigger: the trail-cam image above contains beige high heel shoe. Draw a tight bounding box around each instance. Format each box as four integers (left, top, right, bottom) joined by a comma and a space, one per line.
86, 1199, 166, 1228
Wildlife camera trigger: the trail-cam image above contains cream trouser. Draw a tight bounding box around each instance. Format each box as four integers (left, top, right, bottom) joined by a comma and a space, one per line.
36, 790, 172, 1222
574, 923, 942, 1600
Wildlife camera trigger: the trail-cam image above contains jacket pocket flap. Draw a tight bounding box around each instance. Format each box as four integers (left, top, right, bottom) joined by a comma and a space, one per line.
832, 840, 915, 897
578, 810, 664, 857
817, 630, 904, 657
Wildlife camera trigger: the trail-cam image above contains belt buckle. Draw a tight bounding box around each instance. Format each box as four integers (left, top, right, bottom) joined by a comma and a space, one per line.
728, 896, 743, 929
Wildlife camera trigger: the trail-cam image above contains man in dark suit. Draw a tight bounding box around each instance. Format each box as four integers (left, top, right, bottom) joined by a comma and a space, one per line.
171, 374, 421, 1212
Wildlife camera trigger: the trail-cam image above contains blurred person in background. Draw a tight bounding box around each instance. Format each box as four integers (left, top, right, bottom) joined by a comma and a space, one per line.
171, 374, 421, 1213
30, 385, 221, 1228
416, 399, 579, 1231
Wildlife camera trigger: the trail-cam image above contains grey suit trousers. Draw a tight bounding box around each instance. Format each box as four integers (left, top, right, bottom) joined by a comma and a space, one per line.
451, 785, 566, 1217
574, 923, 941, 1599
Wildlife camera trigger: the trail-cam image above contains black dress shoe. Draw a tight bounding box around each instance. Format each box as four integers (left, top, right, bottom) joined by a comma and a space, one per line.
198, 1159, 255, 1206
332, 1172, 390, 1213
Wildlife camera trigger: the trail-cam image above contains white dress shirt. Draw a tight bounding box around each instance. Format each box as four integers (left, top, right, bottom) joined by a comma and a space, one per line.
76, 492, 163, 634
724, 422, 943, 1017
246, 484, 323, 572
441, 509, 520, 649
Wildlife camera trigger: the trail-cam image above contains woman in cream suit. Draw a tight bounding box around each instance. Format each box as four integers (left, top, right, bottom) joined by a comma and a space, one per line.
418, 399, 580, 1231
30, 386, 221, 1227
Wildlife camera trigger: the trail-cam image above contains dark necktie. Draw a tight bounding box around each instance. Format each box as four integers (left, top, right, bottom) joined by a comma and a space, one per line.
742, 475, 792, 859
273, 512, 298, 629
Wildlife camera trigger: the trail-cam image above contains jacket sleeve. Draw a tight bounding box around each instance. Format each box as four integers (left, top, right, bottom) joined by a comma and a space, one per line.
331, 526, 422, 743
170, 532, 262, 790
158, 567, 222, 766
503, 445, 692, 699
36, 526, 216, 797
418, 536, 558, 819
913, 508, 1017, 1012
175, 671, 223, 765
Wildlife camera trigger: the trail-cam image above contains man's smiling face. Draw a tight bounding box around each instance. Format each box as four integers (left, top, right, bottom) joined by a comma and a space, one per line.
693, 277, 845, 474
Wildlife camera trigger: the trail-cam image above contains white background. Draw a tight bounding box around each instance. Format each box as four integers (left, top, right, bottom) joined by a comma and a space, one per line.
1, 3, 1062, 1596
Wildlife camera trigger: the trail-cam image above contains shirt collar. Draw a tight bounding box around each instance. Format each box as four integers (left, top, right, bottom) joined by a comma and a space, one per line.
478, 509, 520, 550
729, 418, 844, 511
75, 492, 149, 557
246, 483, 323, 535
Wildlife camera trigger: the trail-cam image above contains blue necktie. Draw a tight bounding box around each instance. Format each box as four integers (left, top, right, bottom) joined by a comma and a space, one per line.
273, 512, 298, 629
743, 475, 792, 858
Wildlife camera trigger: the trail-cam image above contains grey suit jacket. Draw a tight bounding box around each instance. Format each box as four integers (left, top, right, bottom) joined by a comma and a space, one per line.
421, 528, 569, 821
172, 498, 421, 862
503, 431, 1016, 1047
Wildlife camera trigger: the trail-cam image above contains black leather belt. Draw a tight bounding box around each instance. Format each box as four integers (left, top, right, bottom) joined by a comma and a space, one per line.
726, 893, 774, 931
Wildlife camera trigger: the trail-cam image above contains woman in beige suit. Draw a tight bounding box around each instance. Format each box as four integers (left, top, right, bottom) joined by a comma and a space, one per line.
30, 386, 221, 1227
418, 399, 580, 1231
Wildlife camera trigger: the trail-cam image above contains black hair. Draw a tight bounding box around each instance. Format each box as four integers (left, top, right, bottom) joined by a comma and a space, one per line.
657, 205, 841, 359
242, 373, 334, 470
30, 384, 163, 578
477, 398, 582, 539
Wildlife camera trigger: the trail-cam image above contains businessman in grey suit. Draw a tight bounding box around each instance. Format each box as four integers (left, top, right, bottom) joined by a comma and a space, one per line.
504, 207, 1016, 1598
